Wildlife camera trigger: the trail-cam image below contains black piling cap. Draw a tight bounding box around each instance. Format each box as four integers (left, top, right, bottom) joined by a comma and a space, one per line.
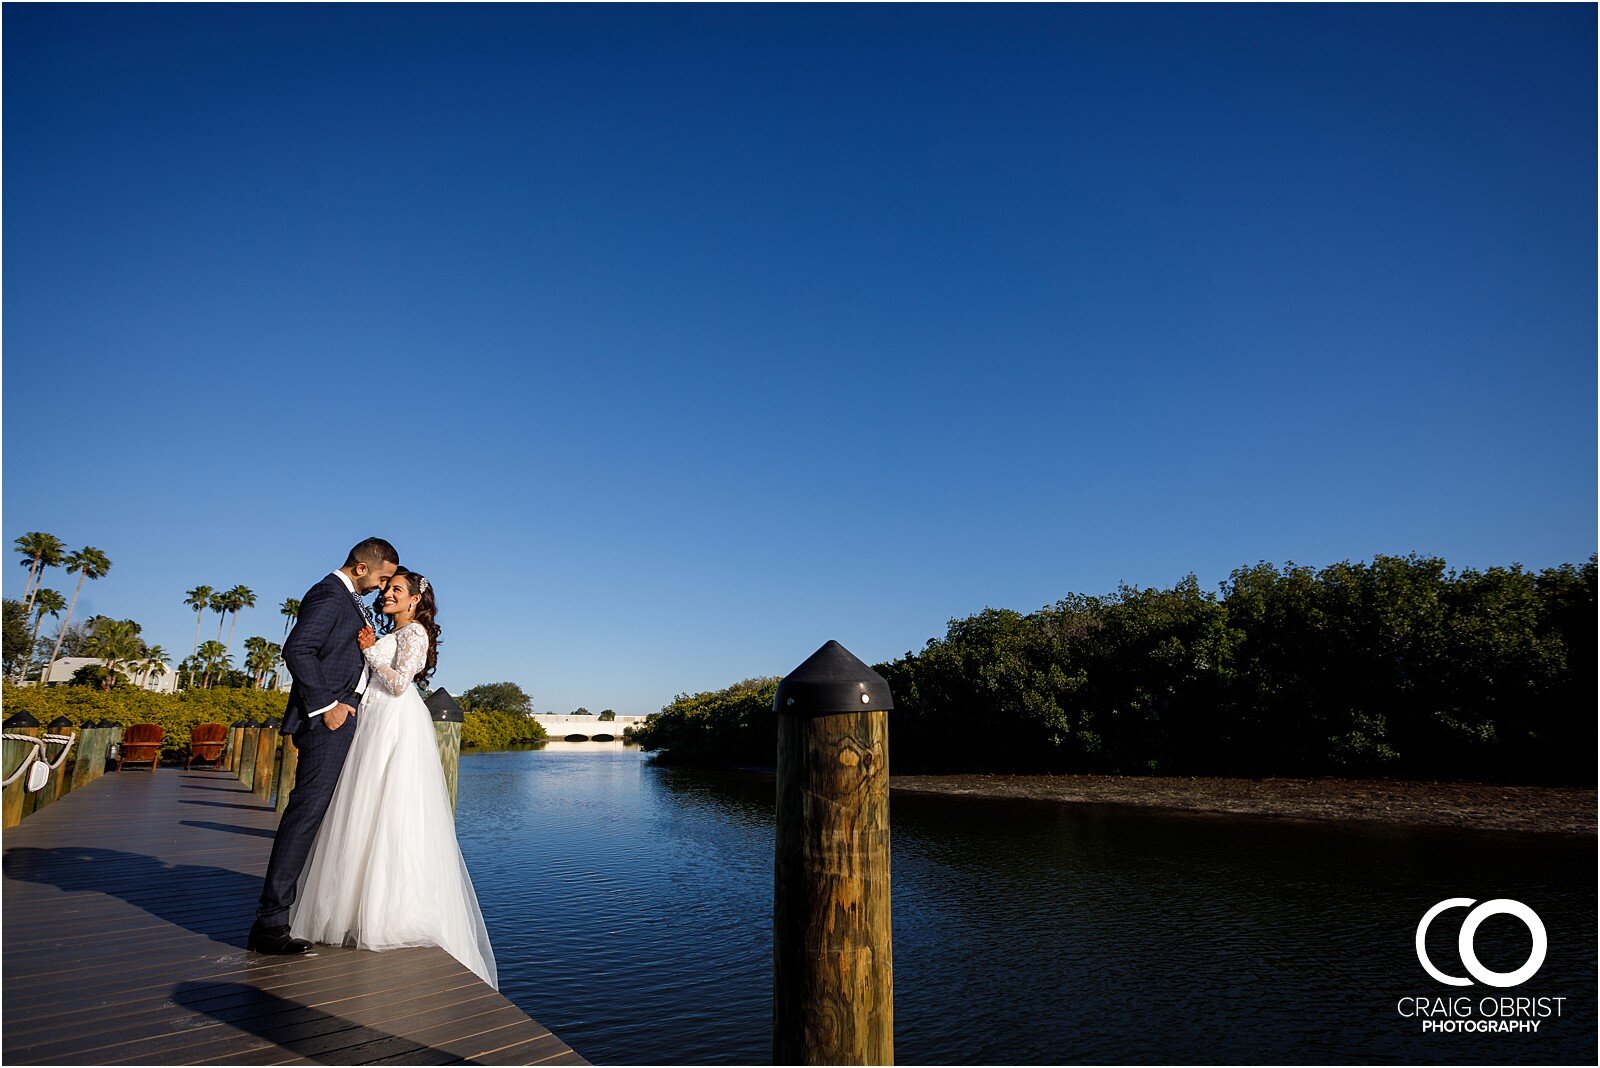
3, 711, 41, 728
243, 720, 260, 729
232, 720, 248, 728
262, 717, 281, 729
48, 716, 74, 729
774, 640, 894, 716
425, 688, 465, 723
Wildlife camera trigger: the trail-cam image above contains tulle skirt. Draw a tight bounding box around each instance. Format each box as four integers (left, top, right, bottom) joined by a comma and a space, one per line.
289, 682, 497, 988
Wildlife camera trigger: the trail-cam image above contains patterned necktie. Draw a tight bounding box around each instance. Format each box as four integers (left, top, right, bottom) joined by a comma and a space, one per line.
350, 589, 376, 629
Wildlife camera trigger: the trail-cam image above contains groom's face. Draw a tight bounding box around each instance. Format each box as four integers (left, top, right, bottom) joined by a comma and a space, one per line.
354, 559, 398, 595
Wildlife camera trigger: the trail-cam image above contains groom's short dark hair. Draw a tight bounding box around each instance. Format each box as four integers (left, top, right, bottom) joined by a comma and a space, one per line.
344, 537, 399, 569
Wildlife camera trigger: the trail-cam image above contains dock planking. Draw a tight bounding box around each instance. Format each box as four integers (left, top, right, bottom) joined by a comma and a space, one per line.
3, 767, 587, 1066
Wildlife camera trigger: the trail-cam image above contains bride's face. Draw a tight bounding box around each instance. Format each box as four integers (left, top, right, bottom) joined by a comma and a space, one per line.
380, 576, 420, 618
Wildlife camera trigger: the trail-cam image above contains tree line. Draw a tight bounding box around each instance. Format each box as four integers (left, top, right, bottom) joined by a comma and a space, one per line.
633, 554, 1596, 784
7, 531, 304, 691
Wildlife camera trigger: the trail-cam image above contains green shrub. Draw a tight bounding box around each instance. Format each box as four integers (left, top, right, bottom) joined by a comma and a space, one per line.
1, 684, 290, 756
460, 708, 548, 750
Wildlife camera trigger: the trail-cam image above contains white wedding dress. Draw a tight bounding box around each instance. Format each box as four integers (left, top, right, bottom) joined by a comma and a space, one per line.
289, 621, 497, 988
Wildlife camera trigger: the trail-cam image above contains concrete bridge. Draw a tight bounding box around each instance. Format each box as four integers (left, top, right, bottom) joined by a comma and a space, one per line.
530, 714, 649, 742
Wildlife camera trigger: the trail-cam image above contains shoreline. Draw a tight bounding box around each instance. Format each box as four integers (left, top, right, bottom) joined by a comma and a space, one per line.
884, 772, 1596, 834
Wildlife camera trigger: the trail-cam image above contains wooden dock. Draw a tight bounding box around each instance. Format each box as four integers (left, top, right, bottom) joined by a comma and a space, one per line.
2, 766, 587, 1066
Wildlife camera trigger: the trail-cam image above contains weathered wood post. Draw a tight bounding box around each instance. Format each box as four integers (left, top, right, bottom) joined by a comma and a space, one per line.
226, 721, 247, 771
238, 721, 260, 790
69, 721, 110, 793
2, 711, 43, 831
105, 721, 125, 771
25, 717, 76, 815
68, 722, 102, 796
275, 734, 299, 815
425, 689, 465, 815
252, 719, 279, 803
773, 640, 895, 1066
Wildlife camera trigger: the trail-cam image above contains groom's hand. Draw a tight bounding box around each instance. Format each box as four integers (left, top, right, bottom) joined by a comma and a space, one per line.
325, 703, 356, 731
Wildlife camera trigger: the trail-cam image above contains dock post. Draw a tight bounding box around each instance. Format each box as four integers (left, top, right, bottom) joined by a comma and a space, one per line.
275, 734, 299, 815
226, 721, 247, 771
25, 716, 76, 815
253, 719, 280, 803
238, 721, 260, 790
425, 689, 465, 815
2, 711, 43, 830
773, 640, 895, 1066
69, 721, 108, 792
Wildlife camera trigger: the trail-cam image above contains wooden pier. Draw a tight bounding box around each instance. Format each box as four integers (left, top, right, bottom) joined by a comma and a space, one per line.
2, 766, 587, 1066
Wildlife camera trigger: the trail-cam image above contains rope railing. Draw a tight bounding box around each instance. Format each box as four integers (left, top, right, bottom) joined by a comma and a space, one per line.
1, 732, 75, 790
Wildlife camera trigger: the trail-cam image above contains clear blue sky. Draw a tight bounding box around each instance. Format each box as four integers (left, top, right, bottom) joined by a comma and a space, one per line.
4, 3, 1594, 715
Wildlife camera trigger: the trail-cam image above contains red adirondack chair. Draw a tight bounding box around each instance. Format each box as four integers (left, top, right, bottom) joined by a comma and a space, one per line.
186, 723, 228, 769
117, 724, 164, 772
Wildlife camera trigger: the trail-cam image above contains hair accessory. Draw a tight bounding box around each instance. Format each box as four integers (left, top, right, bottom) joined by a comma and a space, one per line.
418, 577, 429, 595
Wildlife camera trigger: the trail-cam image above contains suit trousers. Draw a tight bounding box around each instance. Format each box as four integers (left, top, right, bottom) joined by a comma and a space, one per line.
256, 713, 358, 926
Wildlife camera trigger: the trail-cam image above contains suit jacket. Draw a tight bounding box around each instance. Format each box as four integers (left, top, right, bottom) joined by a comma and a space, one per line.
281, 573, 368, 737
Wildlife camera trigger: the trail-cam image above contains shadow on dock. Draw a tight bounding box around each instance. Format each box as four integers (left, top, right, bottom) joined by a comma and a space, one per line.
5, 846, 261, 947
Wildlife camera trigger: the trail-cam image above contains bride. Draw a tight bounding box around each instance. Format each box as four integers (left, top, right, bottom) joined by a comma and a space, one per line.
289, 568, 497, 988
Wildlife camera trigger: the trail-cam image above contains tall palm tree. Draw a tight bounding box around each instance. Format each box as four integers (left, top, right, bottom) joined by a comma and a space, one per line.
197, 640, 230, 689
14, 532, 64, 614
40, 547, 111, 684
84, 619, 142, 692
243, 636, 281, 689
139, 646, 169, 689
211, 590, 232, 643
226, 585, 256, 647
183, 586, 213, 686
18, 588, 65, 683
263, 641, 284, 690
280, 597, 300, 636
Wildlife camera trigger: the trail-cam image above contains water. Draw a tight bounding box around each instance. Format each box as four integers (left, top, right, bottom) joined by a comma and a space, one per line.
456, 745, 1595, 1065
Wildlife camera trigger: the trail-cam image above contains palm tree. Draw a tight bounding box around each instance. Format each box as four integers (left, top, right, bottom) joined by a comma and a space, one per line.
244, 637, 282, 689
40, 547, 111, 684
280, 597, 300, 636
18, 588, 65, 683
197, 640, 230, 689
14, 532, 65, 614
139, 646, 169, 689
184, 586, 214, 687
84, 619, 143, 691
226, 585, 256, 647
211, 590, 232, 643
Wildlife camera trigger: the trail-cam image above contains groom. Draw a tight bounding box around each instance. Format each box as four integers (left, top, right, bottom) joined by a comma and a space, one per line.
249, 536, 399, 954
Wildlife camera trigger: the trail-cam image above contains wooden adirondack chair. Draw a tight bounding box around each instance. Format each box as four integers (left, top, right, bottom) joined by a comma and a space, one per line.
117, 724, 164, 772
186, 723, 228, 769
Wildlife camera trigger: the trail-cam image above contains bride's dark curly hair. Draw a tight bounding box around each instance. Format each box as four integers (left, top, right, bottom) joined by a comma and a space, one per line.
377, 567, 440, 690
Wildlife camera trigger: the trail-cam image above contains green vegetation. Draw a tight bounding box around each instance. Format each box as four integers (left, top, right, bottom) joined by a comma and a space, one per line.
457, 681, 547, 749
633, 555, 1596, 784
631, 678, 778, 767
0, 683, 289, 756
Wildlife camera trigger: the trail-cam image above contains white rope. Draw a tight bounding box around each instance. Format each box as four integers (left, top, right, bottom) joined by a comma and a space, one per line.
1, 732, 77, 789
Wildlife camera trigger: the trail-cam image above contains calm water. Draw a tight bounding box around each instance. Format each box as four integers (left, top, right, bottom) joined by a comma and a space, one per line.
455, 745, 1595, 1065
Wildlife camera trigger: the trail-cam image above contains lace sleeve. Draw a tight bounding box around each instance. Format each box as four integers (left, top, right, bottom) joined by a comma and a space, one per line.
363, 624, 428, 695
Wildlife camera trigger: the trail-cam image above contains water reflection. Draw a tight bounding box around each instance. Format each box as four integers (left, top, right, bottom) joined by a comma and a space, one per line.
455, 748, 1594, 1065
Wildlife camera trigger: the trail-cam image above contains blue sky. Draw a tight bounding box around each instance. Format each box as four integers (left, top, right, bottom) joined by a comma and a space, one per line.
4, 3, 1594, 714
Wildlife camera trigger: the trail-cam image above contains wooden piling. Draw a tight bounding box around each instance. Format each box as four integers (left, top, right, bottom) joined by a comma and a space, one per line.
275, 734, 299, 815
425, 689, 466, 815
773, 640, 895, 1066
252, 720, 279, 803
2, 712, 43, 831
68, 723, 108, 793
238, 722, 259, 790
24, 718, 75, 816
226, 722, 247, 771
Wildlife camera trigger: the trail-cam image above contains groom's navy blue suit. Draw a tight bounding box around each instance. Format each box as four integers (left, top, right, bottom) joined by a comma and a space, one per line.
257, 572, 369, 927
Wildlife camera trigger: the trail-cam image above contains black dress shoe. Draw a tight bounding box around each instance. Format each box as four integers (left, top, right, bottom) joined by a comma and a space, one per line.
248, 921, 312, 954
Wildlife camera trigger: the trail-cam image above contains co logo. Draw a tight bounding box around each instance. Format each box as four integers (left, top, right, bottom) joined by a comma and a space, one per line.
1416, 898, 1547, 988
